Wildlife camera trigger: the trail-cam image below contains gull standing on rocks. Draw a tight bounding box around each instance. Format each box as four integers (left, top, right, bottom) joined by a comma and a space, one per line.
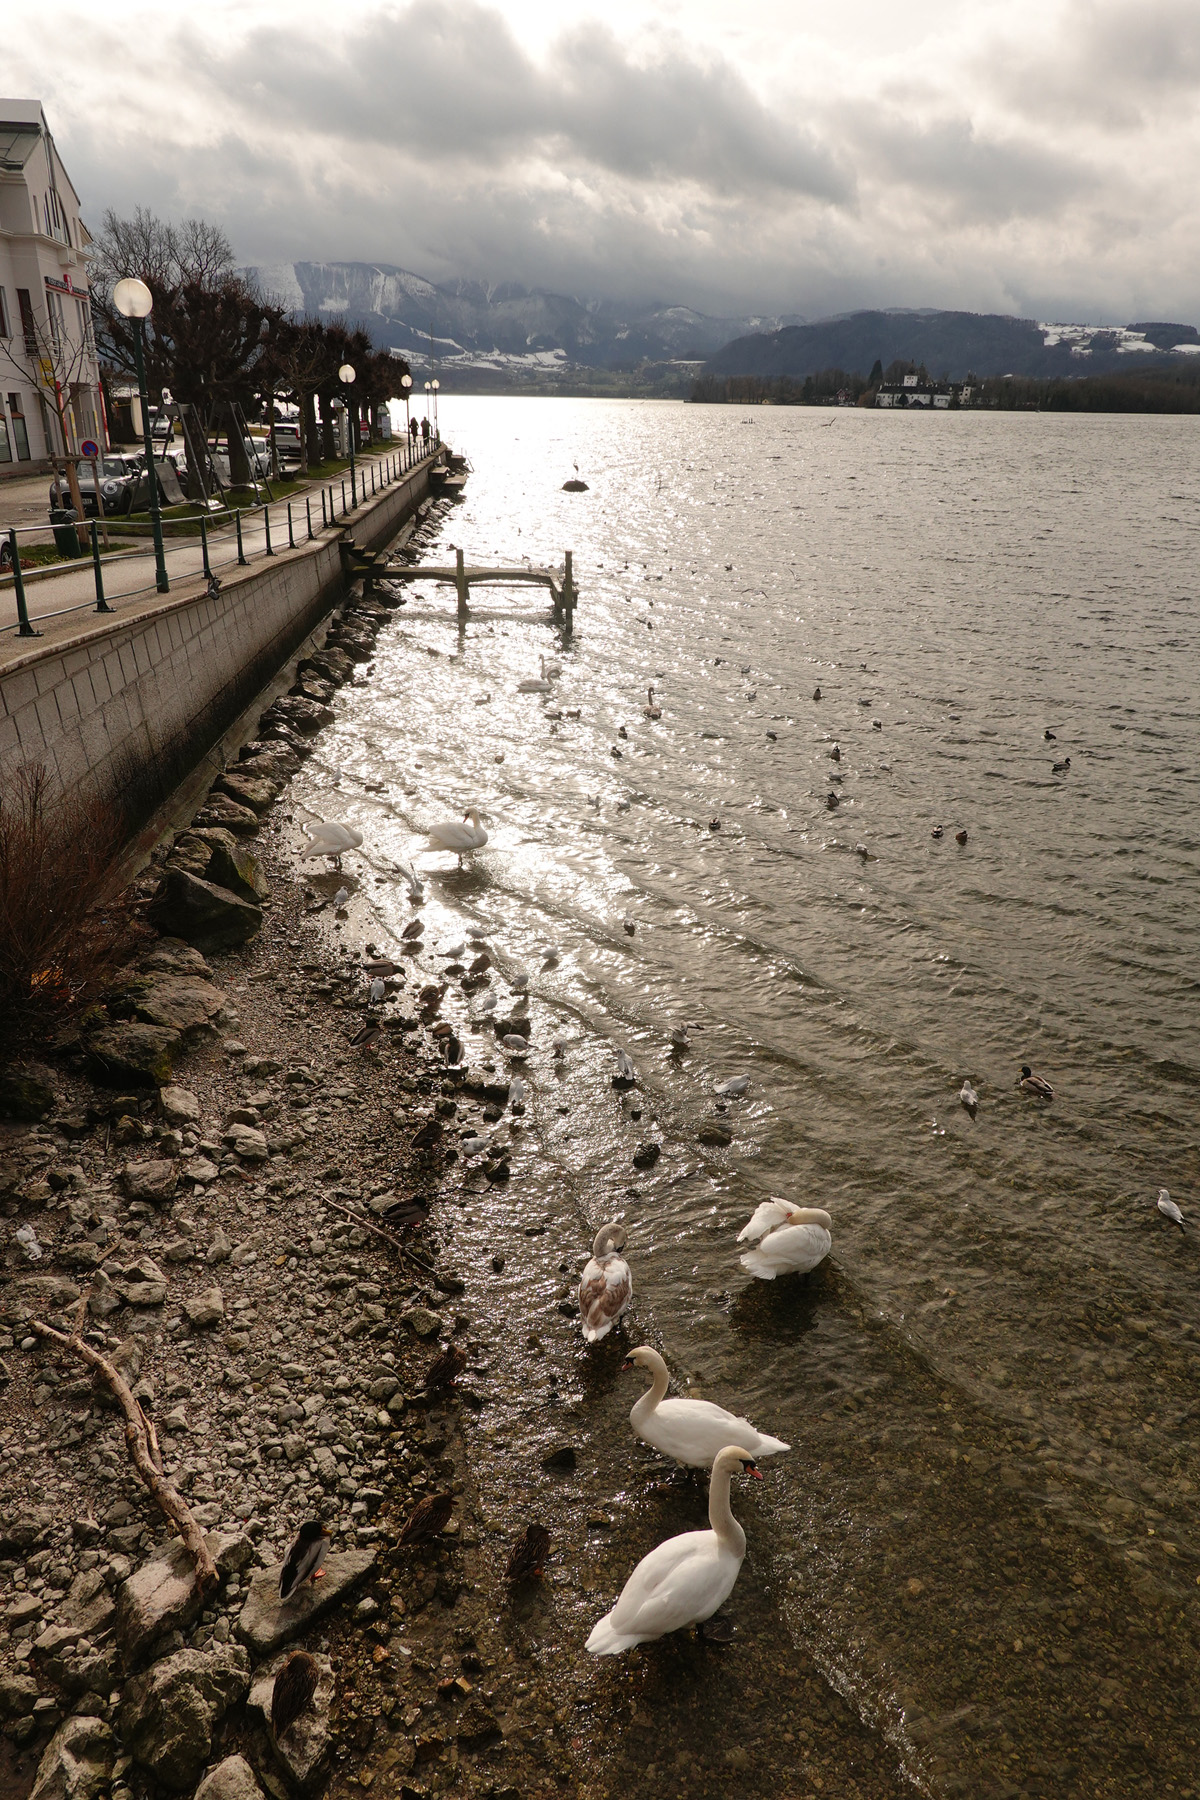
613, 1048, 637, 1088
579, 1221, 633, 1342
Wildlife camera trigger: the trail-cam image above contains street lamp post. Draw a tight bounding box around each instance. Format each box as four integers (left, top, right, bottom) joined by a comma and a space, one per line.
338, 362, 357, 507
401, 372, 412, 447
113, 276, 169, 593
430, 377, 440, 440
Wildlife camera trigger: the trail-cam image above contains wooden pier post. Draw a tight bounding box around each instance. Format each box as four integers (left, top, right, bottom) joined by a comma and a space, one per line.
455, 547, 469, 621
563, 549, 575, 636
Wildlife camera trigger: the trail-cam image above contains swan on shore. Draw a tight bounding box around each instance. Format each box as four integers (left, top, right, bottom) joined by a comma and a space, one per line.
585, 1446, 760, 1654
625, 1346, 789, 1468
300, 822, 363, 870
579, 1221, 633, 1342
427, 807, 489, 866
738, 1200, 832, 1280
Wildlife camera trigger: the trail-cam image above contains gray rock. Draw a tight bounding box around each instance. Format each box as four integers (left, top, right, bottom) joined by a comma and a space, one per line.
86, 1269, 122, 1319
113, 1255, 169, 1307
160, 1087, 202, 1126
191, 794, 260, 837
402, 1306, 442, 1340
148, 870, 262, 953
235, 1549, 376, 1656
224, 1124, 269, 1162
141, 940, 213, 977
214, 771, 280, 815
29, 1715, 113, 1800
0, 1673, 40, 1720
0, 1068, 56, 1121
117, 1531, 252, 1665
249, 1654, 334, 1792
206, 839, 270, 904
193, 1755, 266, 1800
131, 977, 225, 1038
85, 1024, 181, 1089
205, 1229, 232, 1264
120, 1161, 178, 1206
1, 1274, 81, 1328
118, 1644, 250, 1791
185, 1287, 225, 1329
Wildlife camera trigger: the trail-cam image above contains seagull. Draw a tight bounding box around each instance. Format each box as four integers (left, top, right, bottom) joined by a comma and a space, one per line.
510, 971, 530, 992
670, 1024, 692, 1050
959, 1080, 979, 1120
476, 992, 498, 1015
509, 1075, 528, 1108
441, 941, 468, 959
461, 1134, 490, 1157
501, 1034, 530, 1058
552, 1037, 567, 1060
622, 916, 636, 936
1157, 1188, 1185, 1227
1018, 1065, 1054, 1100
300, 822, 363, 870
427, 807, 489, 867
402, 864, 426, 903
613, 1049, 637, 1088
715, 1076, 749, 1098
333, 886, 350, 909
368, 977, 386, 1005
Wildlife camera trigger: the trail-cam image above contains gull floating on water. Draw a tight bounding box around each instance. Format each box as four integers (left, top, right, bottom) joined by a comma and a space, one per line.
427, 807, 489, 867
715, 1076, 750, 1098
301, 822, 363, 870
1157, 1188, 1185, 1227
670, 1023, 692, 1049
959, 1080, 979, 1120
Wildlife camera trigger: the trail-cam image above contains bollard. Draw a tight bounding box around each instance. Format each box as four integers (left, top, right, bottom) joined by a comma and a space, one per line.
455, 546, 469, 623
287, 501, 295, 549
563, 548, 575, 636
341, 478, 347, 516
321, 488, 327, 529
7, 531, 40, 637
236, 510, 248, 566
199, 514, 211, 580
91, 520, 112, 612
307, 496, 314, 540
264, 506, 273, 556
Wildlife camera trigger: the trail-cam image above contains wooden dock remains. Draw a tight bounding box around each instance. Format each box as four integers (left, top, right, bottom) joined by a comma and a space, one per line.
381, 547, 578, 634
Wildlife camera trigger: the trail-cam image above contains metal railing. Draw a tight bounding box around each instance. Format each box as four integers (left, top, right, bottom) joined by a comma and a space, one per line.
2, 434, 441, 640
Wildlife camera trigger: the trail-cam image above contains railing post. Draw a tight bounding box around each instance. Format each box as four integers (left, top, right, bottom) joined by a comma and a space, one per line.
236, 510, 248, 566
200, 514, 211, 580
287, 501, 295, 549
91, 520, 112, 612
341, 479, 347, 517
307, 496, 314, 540
264, 506, 273, 556
7, 531, 40, 637
321, 489, 327, 529
455, 546, 469, 622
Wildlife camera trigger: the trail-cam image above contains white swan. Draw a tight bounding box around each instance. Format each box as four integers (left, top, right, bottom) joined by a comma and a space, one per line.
300, 821, 363, 869
738, 1200, 832, 1280
426, 807, 489, 866
579, 1222, 633, 1342
585, 1446, 760, 1654
517, 655, 553, 694
644, 686, 661, 719
625, 1346, 789, 1468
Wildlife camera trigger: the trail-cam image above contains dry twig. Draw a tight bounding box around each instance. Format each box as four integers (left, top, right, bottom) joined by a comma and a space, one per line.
320, 1194, 437, 1275
30, 1301, 218, 1596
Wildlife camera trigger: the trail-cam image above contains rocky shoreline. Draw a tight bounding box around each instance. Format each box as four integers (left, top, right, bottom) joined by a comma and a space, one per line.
1, 554, 574, 1800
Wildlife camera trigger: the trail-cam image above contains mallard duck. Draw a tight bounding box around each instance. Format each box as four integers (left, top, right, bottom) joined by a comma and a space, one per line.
737, 1200, 832, 1280
579, 1222, 633, 1343
271, 1650, 319, 1737
505, 1523, 551, 1581
425, 1344, 468, 1391
625, 1346, 789, 1468
585, 1447, 760, 1654
399, 1492, 454, 1543
279, 1521, 330, 1600
1018, 1065, 1054, 1100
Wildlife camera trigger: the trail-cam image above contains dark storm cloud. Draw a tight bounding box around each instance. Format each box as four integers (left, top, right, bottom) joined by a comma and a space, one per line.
848, 108, 1097, 224
200, 1, 852, 202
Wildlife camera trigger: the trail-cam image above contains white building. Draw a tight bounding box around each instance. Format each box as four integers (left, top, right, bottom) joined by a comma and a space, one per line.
0, 100, 103, 475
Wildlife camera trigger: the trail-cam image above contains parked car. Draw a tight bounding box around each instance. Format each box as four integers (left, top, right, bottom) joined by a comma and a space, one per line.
49, 455, 142, 518
273, 424, 304, 463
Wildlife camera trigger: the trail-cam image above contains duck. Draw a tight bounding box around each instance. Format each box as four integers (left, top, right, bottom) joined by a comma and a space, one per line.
1052, 757, 1071, 773
279, 1521, 330, 1601
505, 1523, 551, 1582
517, 655, 553, 694
585, 1446, 760, 1654
300, 822, 363, 870
625, 1346, 789, 1468
426, 806, 489, 866
644, 686, 662, 719
271, 1651, 320, 1739
1018, 1065, 1054, 1101
959, 1079, 979, 1120
737, 1199, 832, 1280
579, 1222, 633, 1341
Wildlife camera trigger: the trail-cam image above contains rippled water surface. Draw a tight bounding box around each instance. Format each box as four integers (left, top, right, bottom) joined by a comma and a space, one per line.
298, 399, 1200, 1796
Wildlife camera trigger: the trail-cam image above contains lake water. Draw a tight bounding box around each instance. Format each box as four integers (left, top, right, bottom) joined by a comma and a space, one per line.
296, 399, 1200, 1796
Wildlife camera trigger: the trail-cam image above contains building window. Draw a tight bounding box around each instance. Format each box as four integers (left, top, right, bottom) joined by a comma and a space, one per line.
0, 287, 8, 337
17, 289, 37, 356
0, 411, 11, 464
7, 394, 31, 460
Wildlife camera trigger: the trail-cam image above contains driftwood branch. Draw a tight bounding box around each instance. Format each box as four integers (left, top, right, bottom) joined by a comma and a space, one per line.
30, 1309, 218, 1596
320, 1195, 437, 1276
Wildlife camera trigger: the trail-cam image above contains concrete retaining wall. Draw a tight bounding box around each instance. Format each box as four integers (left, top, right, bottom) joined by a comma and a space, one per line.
0, 458, 433, 827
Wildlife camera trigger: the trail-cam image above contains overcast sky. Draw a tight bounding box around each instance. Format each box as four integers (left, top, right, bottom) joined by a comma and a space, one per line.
8, 0, 1200, 321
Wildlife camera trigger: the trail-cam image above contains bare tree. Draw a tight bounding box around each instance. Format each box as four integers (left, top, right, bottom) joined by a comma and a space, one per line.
0, 290, 94, 517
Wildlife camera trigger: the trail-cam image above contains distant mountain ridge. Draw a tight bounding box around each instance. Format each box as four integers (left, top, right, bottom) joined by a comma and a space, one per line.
244, 260, 803, 374
703, 309, 1200, 382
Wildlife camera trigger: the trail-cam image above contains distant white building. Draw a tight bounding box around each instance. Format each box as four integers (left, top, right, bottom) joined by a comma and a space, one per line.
876, 372, 953, 409
0, 100, 103, 474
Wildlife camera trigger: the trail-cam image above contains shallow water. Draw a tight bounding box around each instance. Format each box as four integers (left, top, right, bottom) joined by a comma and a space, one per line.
296, 399, 1200, 1795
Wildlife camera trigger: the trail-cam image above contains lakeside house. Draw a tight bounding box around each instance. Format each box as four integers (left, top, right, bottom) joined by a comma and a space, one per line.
876, 371, 955, 408
0, 99, 103, 475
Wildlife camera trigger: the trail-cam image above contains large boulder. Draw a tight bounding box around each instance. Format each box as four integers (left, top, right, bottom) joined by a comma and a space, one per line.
300, 648, 353, 686
117, 1530, 252, 1665
238, 742, 302, 778
0, 1067, 57, 1121
193, 1756, 266, 1800
29, 1715, 113, 1800
261, 696, 333, 735
111, 1255, 169, 1307
140, 941, 213, 978
185, 1287, 225, 1329
249, 1653, 334, 1791
148, 870, 261, 952
132, 975, 225, 1037
214, 772, 279, 816
84, 1024, 180, 1088
206, 840, 270, 904
236, 1549, 375, 1656
118, 1644, 250, 1791
191, 795, 260, 837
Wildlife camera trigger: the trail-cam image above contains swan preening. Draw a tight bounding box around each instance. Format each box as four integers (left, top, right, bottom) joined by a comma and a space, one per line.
427, 807, 489, 866
300, 822, 363, 869
625, 1347, 789, 1468
585, 1446, 760, 1654
578, 1221, 633, 1342
738, 1200, 832, 1280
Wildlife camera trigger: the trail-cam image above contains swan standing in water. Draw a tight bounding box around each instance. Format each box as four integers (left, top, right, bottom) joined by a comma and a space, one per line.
625, 1347, 789, 1468
300, 822, 363, 870
585, 1446, 761, 1654
578, 1221, 633, 1342
517, 655, 553, 694
737, 1199, 832, 1280
426, 807, 489, 867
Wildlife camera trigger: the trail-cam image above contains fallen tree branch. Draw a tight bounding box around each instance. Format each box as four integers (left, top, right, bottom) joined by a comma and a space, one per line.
320, 1194, 438, 1276
30, 1308, 218, 1596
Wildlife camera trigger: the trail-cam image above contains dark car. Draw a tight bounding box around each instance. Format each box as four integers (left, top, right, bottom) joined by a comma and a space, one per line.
49, 455, 141, 518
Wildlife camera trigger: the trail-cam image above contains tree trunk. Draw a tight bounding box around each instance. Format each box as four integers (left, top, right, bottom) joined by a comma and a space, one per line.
297, 391, 310, 474
227, 402, 250, 488
180, 406, 211, 503
319, 392, 337, 463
